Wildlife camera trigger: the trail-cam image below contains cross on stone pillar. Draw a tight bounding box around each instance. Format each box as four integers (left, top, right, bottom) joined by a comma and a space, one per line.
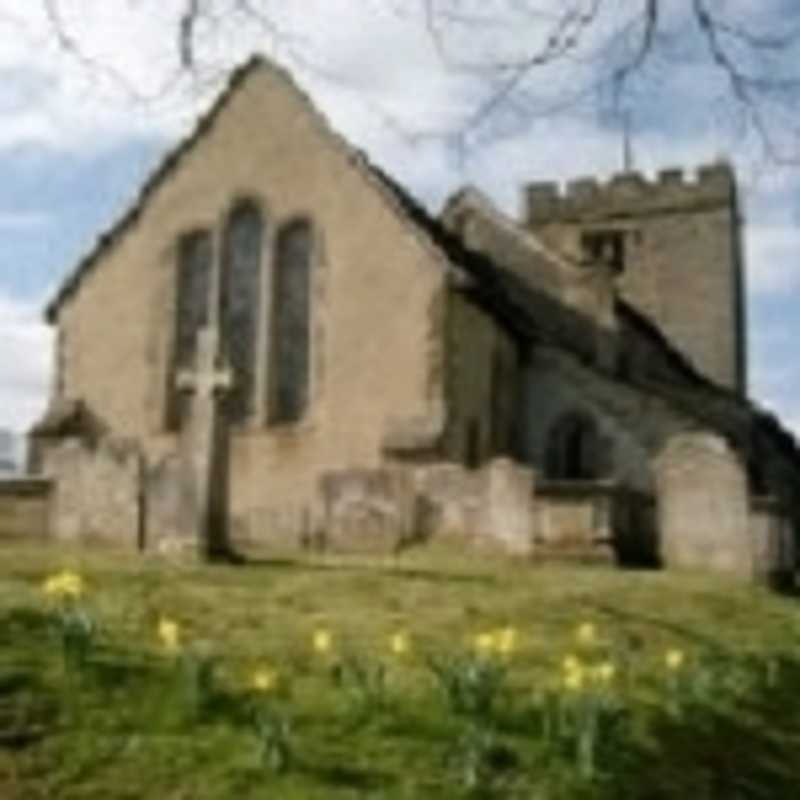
176, 326, 233, 560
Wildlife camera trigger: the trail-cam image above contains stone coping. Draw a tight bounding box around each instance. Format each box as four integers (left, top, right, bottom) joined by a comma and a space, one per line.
536, 480, 655, 499
536, 479, 617, 497
0, 477, 52, 496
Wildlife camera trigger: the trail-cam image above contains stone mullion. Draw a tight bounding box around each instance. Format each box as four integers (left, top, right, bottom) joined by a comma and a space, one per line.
208, 223, 223, 336
257, 226, 275, 428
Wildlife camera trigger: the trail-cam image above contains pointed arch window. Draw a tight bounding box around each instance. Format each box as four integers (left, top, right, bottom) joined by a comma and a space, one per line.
544, 412, 601, 480
220, 201, 263, 424
271, 219, 313, 424
167, 229, 212, 430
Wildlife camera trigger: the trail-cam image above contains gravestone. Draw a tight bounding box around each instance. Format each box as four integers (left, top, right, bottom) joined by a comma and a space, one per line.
176, 326, 233, 559
655, 431, 753, 578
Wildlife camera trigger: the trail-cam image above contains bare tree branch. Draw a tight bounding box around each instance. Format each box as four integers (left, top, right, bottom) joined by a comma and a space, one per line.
179, 0, 202, 68
419, 0, 800, 164
36, 1, 800, 165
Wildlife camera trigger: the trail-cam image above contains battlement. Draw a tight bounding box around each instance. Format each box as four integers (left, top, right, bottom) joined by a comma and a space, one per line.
525, 161, 735, 225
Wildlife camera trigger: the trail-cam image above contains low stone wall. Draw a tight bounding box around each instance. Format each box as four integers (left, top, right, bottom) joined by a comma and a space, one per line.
532, 481, 657, 564
533, 481, 612, 561
320, 468, 418, 554
0, 478, 51, 540
318, 460, 665, 561
319, 458, 536, 556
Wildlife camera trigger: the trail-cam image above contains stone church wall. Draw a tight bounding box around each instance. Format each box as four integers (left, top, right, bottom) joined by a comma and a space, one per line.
443, 294, 519, 466
520, 346, 671, 492
48, 64, 450, 552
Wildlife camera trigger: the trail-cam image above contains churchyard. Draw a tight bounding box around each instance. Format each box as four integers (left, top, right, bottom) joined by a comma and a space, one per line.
2, 540, 800, 799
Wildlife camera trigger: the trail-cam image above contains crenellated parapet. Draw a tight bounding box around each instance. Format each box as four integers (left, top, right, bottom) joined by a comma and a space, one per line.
525, 161, 735, 225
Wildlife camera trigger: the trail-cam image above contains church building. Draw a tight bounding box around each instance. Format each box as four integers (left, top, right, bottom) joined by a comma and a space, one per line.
29, 57, 800, 583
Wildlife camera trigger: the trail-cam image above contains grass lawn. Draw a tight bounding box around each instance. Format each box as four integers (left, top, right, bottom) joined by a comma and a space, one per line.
1, 540, 800, 799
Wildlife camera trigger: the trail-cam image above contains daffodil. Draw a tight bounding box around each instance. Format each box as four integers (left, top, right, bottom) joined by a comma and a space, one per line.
494, 626, 517, 656
157, 617, 181, 653
563, 666, 585, 692
562, 654, 582, 674
665, 648, 685, 671
43, 570, 84, 601
312, 629, 332, 654
576, 622, 597, 646
251, 666, 278, 693
594, 661, 616, 684
474, 632, 496, 655
390, 631, 410, 656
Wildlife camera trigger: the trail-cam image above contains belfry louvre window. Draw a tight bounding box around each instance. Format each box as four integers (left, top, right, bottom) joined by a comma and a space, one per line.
220, 201, 263, 424
167, 230, 212, 430
271, 220, 313, 424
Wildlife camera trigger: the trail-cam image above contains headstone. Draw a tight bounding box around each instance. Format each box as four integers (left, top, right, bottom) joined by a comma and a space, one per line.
655, 431, 753, 578
176, 326, 233, 559
481, 458, 535, 556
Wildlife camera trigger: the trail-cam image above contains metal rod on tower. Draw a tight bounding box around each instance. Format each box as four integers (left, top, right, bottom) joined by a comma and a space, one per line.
623, 109, 634, 172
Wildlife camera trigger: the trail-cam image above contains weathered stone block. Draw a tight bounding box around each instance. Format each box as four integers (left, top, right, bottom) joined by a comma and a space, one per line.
0, 479, 51, 540
320, 468, 418, 554
40, 436, 142, 548
144, 453, 194, 556
480, 458, 535, 555
656, 431, 753, 577
533, 481, 617, 562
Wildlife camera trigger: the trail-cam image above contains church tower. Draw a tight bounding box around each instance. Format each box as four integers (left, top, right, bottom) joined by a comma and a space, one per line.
524, 162, 747, 395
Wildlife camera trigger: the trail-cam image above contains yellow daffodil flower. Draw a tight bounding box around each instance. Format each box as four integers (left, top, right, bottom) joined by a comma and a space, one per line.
251, 667, 278, 693
594, 662, 616, 684
313, 629, 332, 654
563, 666, 585, 692
562, 654, 582, 674
390, 632, 410, 656
474, 632, 496, 655
665, 648, 685, 671
494, 626, 517, 656
576, 622, 597, 646
158, 617, 181, 653
43, 570, 84, 601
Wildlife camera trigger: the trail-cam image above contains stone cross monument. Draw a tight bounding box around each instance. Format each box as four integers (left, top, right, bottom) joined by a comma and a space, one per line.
176, 326, 233, 560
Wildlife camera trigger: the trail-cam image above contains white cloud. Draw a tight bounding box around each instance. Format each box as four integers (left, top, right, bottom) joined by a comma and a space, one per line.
746, 224, 800, 295
0, 291, 52, 434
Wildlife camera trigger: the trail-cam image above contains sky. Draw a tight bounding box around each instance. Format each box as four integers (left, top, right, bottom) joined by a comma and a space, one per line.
0, 1, 799, 439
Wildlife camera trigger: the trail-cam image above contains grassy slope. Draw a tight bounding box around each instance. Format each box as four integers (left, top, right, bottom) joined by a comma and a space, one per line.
1, 541, 800, 799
